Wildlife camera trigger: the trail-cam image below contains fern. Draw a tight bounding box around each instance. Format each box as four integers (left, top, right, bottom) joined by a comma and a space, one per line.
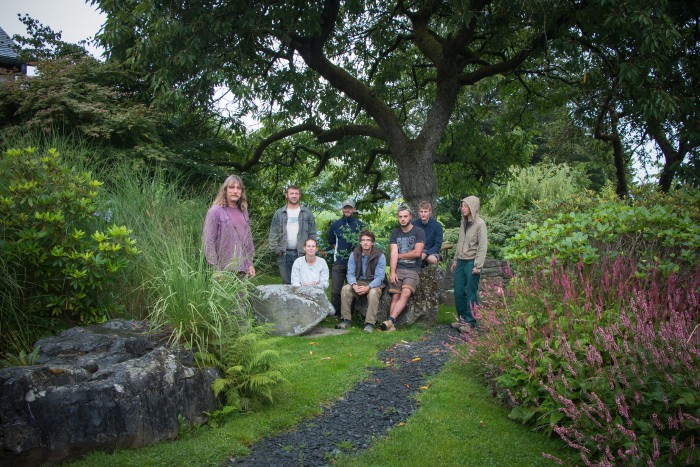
212, 325, 294, 410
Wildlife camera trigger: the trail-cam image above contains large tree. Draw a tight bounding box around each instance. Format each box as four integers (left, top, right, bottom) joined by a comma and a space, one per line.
94, 0, 697, 205
95, 0, 587, 207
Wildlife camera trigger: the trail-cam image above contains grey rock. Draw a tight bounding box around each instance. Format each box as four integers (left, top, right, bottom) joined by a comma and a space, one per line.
0, 319, 220, 466
251, 285, 332, 336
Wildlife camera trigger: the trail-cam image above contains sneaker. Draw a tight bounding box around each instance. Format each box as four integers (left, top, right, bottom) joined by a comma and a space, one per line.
380, 320, 396, 332
335, 320, 351, 330
450, 321, 462, 329
363, 323, 374, 333
458, 324, 475, 333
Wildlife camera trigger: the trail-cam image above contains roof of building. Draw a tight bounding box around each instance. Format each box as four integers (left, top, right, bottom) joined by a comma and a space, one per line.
0, 26, 24, 65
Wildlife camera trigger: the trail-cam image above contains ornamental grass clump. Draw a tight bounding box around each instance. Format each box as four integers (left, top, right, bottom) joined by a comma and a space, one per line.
453, 257, 699, 465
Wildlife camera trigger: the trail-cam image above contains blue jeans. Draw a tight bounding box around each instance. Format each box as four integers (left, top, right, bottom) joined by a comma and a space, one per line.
277, 251, 299, 284
454, 259, 480, 327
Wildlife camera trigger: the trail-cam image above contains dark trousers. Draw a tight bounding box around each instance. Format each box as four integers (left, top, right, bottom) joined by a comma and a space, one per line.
454, 259, 481, 326
331, 262, 347, 314
277, 251, 299, 284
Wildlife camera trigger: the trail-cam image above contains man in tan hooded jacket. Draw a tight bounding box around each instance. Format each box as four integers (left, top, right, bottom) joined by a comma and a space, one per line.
450, 196, 488, 330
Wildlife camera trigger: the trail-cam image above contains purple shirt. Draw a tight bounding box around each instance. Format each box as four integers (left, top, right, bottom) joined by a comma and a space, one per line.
202, 205, 254, 272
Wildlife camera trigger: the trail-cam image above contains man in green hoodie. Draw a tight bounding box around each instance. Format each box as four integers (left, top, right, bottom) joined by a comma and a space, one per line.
450, 196, 488, 331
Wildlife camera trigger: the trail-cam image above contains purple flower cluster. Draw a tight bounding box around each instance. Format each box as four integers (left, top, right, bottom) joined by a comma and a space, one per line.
451, 257, 700, 465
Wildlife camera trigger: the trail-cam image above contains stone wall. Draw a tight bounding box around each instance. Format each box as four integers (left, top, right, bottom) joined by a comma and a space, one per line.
439, 258, 509, 306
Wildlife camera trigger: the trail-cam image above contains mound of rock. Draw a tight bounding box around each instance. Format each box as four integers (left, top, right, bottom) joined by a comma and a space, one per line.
251, 285, 333, 336
0, 320, 220, 466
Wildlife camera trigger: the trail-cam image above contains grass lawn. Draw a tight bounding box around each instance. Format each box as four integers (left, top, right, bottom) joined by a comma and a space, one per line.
72, 292, 572, 466
336, 360, 572, 466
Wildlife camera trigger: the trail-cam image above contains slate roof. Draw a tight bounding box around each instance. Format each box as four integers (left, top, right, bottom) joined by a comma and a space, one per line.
0, 26, 24, 65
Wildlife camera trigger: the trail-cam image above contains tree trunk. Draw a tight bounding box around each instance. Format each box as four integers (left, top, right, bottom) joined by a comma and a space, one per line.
393, 143, 438, 214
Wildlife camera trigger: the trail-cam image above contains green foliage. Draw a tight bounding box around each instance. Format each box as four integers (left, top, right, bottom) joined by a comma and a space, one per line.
0, 345, 41, 368
481, 211, 532, 260
504, 189, 700, 275
0, 147, 139, 328
11, 14, 91, 62
146, 247, 251, 352
485, 163, 590, 215
212, 326, 292, 411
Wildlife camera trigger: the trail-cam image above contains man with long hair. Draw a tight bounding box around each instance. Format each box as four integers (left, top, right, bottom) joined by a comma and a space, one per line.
202, 175, 256, 277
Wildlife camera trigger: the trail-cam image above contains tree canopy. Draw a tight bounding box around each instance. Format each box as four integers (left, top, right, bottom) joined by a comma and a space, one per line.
70, 1, 700, 202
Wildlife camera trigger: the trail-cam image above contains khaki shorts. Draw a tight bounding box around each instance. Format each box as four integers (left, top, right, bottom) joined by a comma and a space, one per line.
388, 269, 420, 294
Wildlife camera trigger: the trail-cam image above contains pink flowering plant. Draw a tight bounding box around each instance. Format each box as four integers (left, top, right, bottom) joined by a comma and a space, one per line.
452, 193, 700, 465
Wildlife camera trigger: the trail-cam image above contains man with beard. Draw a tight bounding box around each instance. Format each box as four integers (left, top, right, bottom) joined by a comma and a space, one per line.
381, 206, 425, 332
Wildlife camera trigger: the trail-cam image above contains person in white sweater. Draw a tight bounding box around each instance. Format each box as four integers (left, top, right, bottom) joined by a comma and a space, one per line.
291, 238, 329, 288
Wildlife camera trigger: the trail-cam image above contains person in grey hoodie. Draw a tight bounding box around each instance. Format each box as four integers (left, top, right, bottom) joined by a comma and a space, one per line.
450, 196, 487, 330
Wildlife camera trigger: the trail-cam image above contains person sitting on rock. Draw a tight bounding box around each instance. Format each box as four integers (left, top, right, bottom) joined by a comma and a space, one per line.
381, 205, 425, 332
336, 229, 387, 333
412, 200, 443, 266
291, 238, 329, 288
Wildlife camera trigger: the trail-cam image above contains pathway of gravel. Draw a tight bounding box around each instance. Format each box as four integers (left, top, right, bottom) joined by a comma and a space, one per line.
228, 325, 455, 466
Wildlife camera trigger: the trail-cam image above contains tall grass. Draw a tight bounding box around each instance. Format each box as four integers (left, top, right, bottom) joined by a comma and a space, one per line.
146, 240, 254, 352
101, 165, 212, 317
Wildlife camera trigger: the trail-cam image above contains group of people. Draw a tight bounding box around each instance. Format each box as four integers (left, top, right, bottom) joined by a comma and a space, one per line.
202, 176, 487, 333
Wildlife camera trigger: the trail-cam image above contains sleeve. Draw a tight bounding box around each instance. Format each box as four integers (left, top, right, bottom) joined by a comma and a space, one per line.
202, 208, 218, 267
242, 210, 255, 270
389, 229, 398, 245
318, 261, 329, 288
425, 222, 443, 256
327, 220, 336, 247
416, 226, 426, 244
369, 254, 386, 289
308, 211, 318, 240
290, 257, 302, 286
474, 222, 488, 270
268, 210, 281, 254
346, 252, 357, 285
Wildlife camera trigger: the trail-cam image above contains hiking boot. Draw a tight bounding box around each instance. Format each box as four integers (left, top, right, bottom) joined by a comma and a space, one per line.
335, 320, 351, 330
363, 323, 374, 333
380, 320, 396, 332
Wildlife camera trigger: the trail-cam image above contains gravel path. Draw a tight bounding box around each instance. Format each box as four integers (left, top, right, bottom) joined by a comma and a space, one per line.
228, 325, 455, 466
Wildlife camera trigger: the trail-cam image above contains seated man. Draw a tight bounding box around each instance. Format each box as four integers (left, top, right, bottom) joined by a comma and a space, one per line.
336, 229, 387, 333
291, 238, 329, 288
411, 200, 443, 265
381, 205, 425, 332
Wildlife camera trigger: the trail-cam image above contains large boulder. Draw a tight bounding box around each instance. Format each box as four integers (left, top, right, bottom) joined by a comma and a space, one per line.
370, 265, 444, 327
251, 285, 333, 336
0, 319, 220, 466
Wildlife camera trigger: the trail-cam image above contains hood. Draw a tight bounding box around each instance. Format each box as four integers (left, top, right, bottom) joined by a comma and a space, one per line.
461, 196, 481, 223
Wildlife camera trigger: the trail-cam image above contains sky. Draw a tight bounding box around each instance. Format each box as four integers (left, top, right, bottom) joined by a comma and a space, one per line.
0, 0, 106, 57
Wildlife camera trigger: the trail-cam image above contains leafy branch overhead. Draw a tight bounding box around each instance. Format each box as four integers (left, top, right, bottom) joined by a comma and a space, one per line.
94, 0, 598, 206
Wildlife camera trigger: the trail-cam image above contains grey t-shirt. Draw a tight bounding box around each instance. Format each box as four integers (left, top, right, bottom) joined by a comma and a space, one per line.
389, 225, 426, 272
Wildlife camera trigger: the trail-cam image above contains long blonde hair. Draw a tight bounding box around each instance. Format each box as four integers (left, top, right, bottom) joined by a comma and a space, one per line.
212, 175, 248, 211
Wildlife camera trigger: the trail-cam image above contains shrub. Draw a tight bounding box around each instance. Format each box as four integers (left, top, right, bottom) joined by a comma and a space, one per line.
454, 258, 700, 465
504, 197, 700, 276
0, 148, 139, 329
